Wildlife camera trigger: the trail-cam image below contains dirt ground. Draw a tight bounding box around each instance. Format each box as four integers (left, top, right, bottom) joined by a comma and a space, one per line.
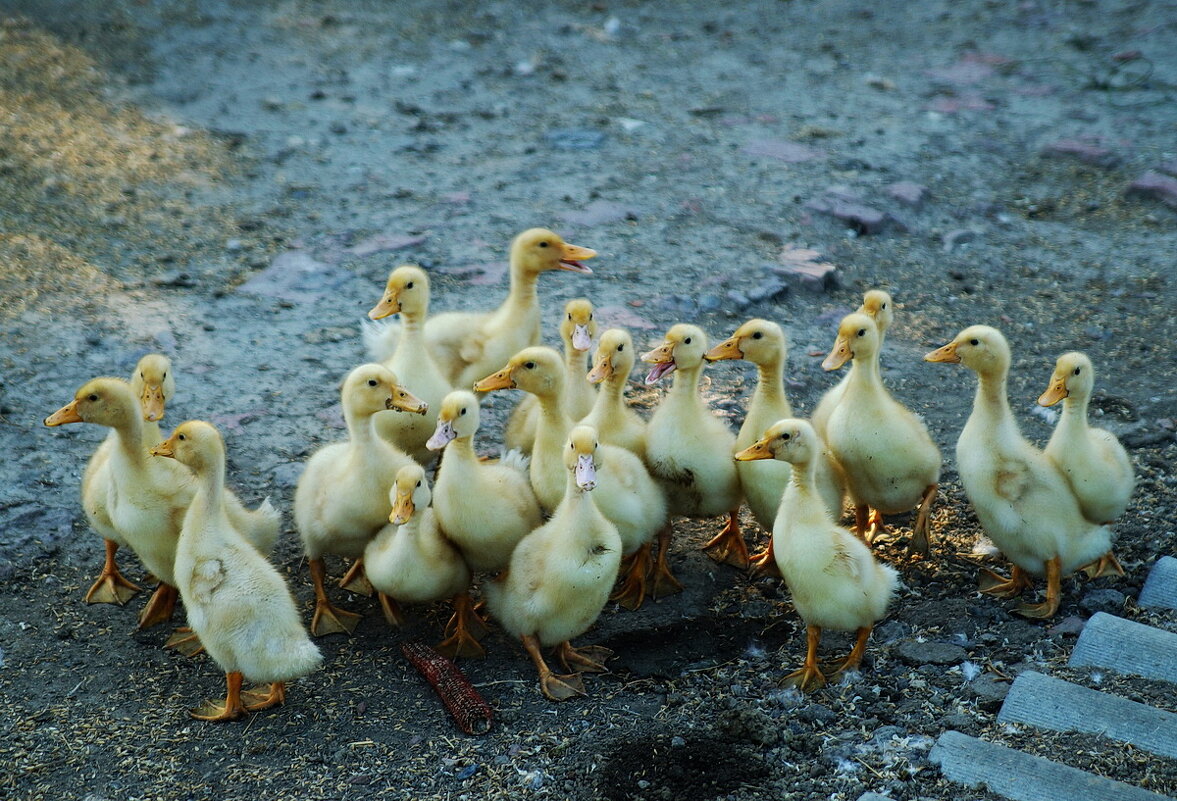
2, 1, 1176, 799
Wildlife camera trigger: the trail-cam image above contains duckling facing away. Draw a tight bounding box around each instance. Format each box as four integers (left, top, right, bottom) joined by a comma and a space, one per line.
484, 426, 622, 701
736, 420, 897, 691
294, 364, 428, 636
819, 312, 940, 553
581, 328, 647, 462
153, 421, 321, 721
926, 327, 1114, 617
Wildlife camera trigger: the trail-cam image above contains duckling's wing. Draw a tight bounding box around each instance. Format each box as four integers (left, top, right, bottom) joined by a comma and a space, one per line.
825, 535, 862, 581
994, 457, 1032, 502
188, 558, 227, 605
362, 318, 400, 364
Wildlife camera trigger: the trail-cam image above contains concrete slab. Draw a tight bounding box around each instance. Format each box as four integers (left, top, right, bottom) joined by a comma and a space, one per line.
1069, 612, 1177, 684
1139, 556, 1177, 611
856, 794, 893, 801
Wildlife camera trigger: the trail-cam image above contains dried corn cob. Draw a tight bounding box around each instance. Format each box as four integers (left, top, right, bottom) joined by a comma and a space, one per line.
401, 641, 493, 735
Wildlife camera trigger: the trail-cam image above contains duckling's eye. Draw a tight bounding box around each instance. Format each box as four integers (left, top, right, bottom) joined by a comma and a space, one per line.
752, 331, 763, 340
416, 480, 422, 488
969, 338, 979, 346
460, 407, 467, 415
162, 372, 167, 380
881, 302, 887, 310
684, 337, 692, 345
589, 313, 593, 320
140, 372, 145, 379
178, 434, 186, 441
617, 344, 624, 352
88, 393, 99, 401
539, 241, 550, 248
368, 379, 378, 387
567, 313, 572, 320
781, 432, 791, 441
524, 361, 536, 370
857, 328, 867, 337
406, 281, 414, 290
1073, 367, 1081, 376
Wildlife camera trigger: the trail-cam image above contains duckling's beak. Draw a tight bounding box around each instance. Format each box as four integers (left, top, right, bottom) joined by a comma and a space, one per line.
924, 341, 961, 364
390, 488, 414, 525
587, 355, 613, 385
473, 366, 516, 392
704, 336, 744, 362
44, 400, 83, 427
575, 453, 597, 490
150, 437, 176, 458
641, 342, 676, 384
387, 386, 428, 415
572, 324, 593, 352
427, 418, 457, 450
140, 385, 166, 422
557, 243, 597, 274
1038, 375, 1068, 407
368, 291, 402, 320
821, 336, 852, 371
734, 437, 774, 461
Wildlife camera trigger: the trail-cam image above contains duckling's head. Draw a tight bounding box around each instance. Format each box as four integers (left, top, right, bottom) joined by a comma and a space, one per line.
150, 420, 223, 472
822, 313, 880, 371
562, 298, 597, 352
705, 319, 785, 367
368, 264, 430, 320
588, 328, 634, 384
429, 390, 480, 450
343, 363, 429, 417
45, 377, 136, 429
858, 290, 894, 334
924, 325, 1010, 377
473, 347, 564, 398
642, 324, 708, 383
565, 424, 600, 491
389, 463, 430, 525
734, 418, 817, 466
131, 354, 174, 423
1038, 351, 1094, 407
511, 228, 596, 275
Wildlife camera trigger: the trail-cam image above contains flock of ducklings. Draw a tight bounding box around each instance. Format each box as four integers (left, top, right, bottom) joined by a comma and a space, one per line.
43, 227, 1135, 720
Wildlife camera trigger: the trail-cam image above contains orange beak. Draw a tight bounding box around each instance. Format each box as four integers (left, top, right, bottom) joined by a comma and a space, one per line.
368, 291, 402, 321
140, 384, 166, 422
390, 488, 414, 525
821, 336, 852, 371
924, 342, 961, 364
387, 386, 428, 415
1038, 376, 1068, 407
734, 437, 775, 461
44, 400, 83, 427
150, 435, 177, 458
556, 242, 597, 273
705, 336, 744, 362
587, 355, 613, 385
473, 366, 516, 392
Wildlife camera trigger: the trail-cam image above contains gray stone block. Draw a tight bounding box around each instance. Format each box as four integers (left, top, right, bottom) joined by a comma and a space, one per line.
857, 793, 893, 801
1139, 555, 1177, 611
1069, 612, 1177, 684
998, 671, 1177, 759
930, 730, 1171, 801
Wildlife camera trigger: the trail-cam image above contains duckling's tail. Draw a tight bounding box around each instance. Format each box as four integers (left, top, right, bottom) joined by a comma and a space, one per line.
361, 318, 400, 363
499, 448, 531, 473
248, 497, 282, 556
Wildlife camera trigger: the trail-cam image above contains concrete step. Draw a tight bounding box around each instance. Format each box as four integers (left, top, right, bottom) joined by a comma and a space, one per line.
929, 730, 1172, 801
998, 670, 1177, 759
856, 794, 892, 801
1069, 612, 1177, 684
1139, 555, 1177, 611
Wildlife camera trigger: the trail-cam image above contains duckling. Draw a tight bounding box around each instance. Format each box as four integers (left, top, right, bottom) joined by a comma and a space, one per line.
504, 298, 599, 455
926, 327, 1114, 617
363, 464, 474, 644
705, 320, 845, 573
477, 349, 669, 609
484, 426, 622, 701
367, 228, 596, 389
811, 289, 894, 441
581, 328, 647, 462
1039, 352, 1135, 534
366, 265, 452, 465
152, 421, 321, 721
736, 419, 897, 691
820, 313, 940, 553
642, 325, 744, 570
294, 364, 428, 636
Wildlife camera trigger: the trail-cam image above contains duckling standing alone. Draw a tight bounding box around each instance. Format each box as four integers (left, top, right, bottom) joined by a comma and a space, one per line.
153, 421, 321, 721
820, 313, 940, 553
484, 426, 622, 701
926, 327, 1113, 617
736, 420, 896, 691
642, 325, 745, 570
811, 290, 894, 441
366, 265, 452, 465
581, 328, 647, 462
1038, 352, 1134, 579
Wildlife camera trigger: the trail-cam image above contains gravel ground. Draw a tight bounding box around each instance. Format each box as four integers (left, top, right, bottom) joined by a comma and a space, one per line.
2, 2, 1176, 799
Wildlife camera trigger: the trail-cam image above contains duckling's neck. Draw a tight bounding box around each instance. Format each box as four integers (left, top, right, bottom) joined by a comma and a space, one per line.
564, 342, 590, 376
113, 411, 149, 466
1057, 392, 1091, 435
192, 454, 227, 512
559, 473, 609, 535
345, 405, 382, 452
846, 350, 883, 391
504, 264, 541, 314
446, 434, 478, 463
598, 365, 631, 412
751, 356, 788, 414
667, 362, 705, 408
398, 306, 426, 337
973, 367, 1014, 427
781, 458, 828, 525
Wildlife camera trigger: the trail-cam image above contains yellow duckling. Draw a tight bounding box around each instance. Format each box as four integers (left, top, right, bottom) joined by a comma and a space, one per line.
367, 265, 453, 465
926, 327, 1114, 617
484, 426, 622, 701
811, 289, 894, 441
427, 390, 543, 656
737, 419, 897, 691
367, 228, 596, 389
820, 313, 940, 552
504, 298, 599, 455
294, 364, 428, 636
476, 349, 670, 608
642, 324, 744, 568
706, 320, 845, 573
152, 421, 321, 721
363, 464, 474, 644
581, 328, 647, 462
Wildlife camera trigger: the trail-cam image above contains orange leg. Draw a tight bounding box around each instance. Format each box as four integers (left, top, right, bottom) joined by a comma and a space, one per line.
138, 583, 179, 630
748, 535, 782, 578
191, 671, 248, 722
867, 508, 887, 543
979, 564, 1034, 599
651, 525, 684, 598
612, 543, 652, 610
339, 557, 375, 596
521, 634, 584, 701
556, 641, 613, 674
910, 483, 937, 555
436, 592, 488, 659
1082, 551, 1125, 579
165, 626, 205, 657
1017, 556, 1062, 619
782, 624, 826, 692
702, 509, 750, 568
854, 505, 871, 543
242, 681, 287, 712
85, 539, 141, 605
826, 626, 872, 676
378, 592, 406, 627
309, 558, 362, 637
